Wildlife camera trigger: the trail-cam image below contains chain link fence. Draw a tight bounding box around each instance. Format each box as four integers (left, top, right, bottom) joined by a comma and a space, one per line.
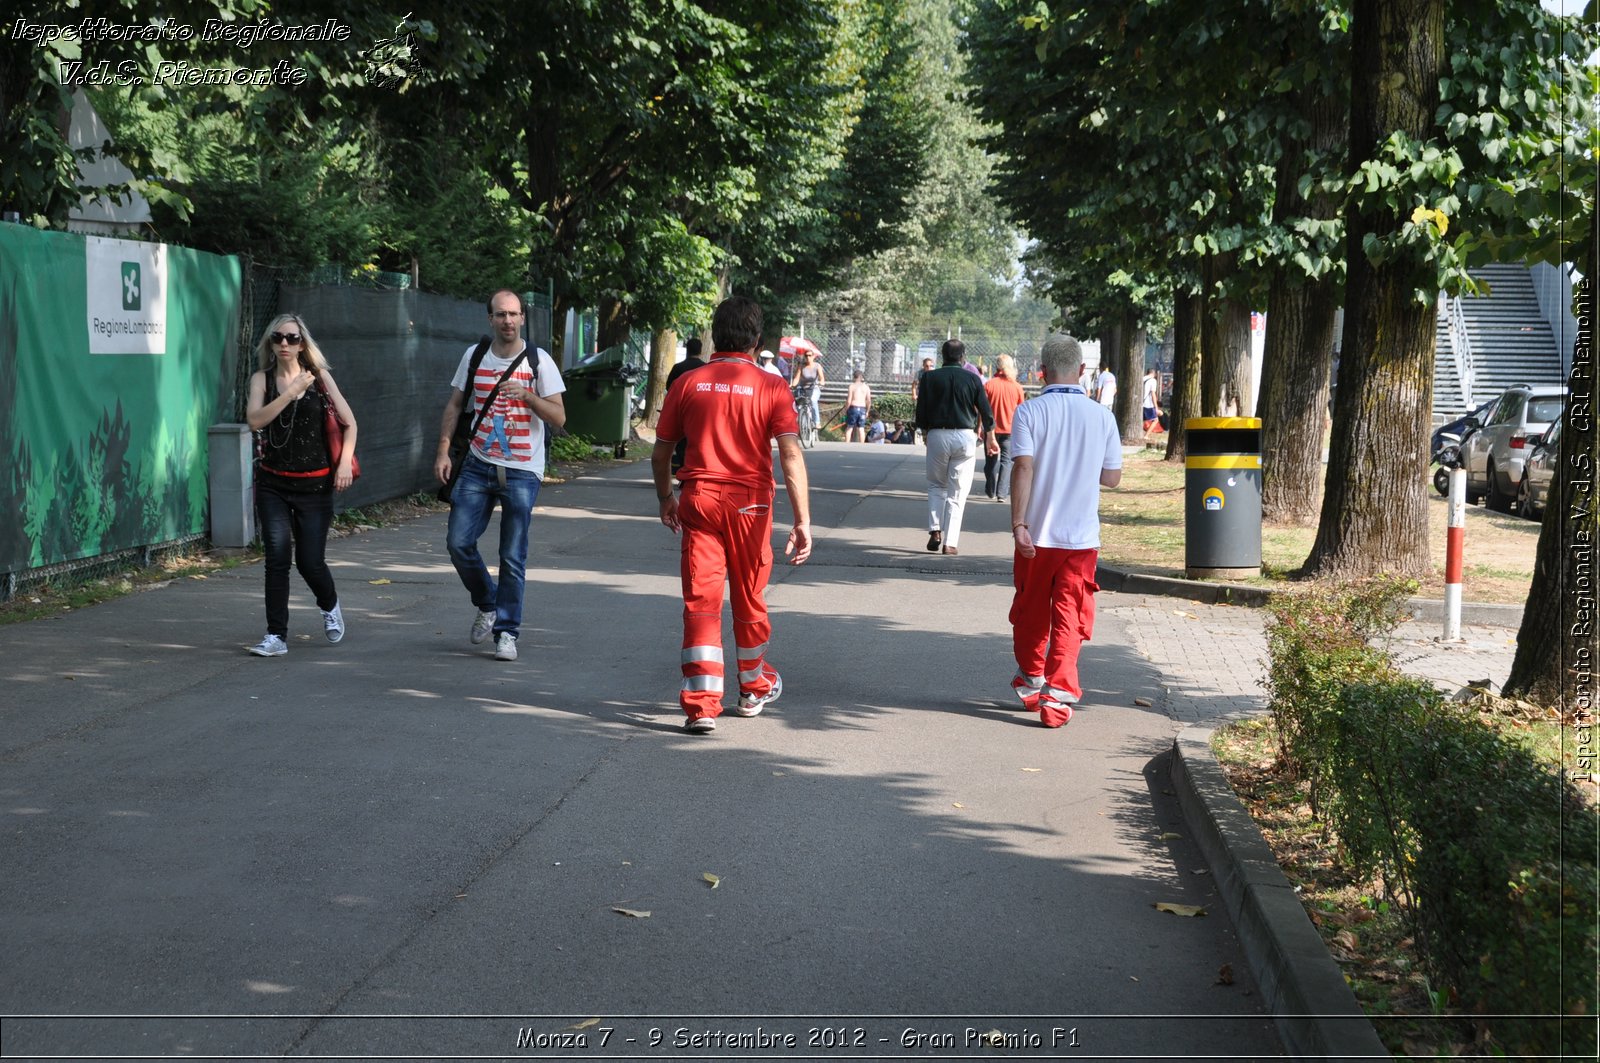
779, 322, 1055, 393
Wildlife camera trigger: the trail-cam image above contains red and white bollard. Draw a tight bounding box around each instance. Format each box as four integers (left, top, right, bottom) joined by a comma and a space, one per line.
1444, 467, 1466, 641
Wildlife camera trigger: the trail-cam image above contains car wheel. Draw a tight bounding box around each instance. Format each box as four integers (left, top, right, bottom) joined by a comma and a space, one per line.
1433, 466, 1451, 497
1486, 462, 1512, 513
1515, 475, 1535, 519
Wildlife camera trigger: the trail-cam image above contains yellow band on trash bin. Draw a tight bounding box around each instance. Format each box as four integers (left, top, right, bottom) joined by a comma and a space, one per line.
1185, 417, 1262, 430
1186, 455, 1261, 470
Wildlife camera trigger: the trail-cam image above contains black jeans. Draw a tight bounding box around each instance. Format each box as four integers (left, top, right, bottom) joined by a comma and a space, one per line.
256, 480, 337, 637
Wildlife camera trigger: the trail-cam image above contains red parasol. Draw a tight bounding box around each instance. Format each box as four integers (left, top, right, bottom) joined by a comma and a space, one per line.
777, 336, 821, 360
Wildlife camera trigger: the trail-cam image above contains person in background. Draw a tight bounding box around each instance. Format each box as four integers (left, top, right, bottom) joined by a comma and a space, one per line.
757, 350, 785, 378
913, 338, 998, 556
245, 314, 359, 657
790, 349, 826, 432
844, 370, 873, 443
1094, 363, 1117, 410
866, 408, 887, 443
1141, 367, 1163, 435
1007, 334, 1121, 728
983, 353, 1025, 503
664, 338, 707, 479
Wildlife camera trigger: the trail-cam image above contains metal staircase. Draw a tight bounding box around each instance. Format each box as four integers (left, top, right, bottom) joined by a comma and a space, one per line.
1434, 263, 1565, 417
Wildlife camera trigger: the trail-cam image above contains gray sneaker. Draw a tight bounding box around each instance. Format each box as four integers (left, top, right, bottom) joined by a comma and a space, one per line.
322, 602, 345, 644
249, 634, 287, 657
494, 632, 518, 661
733, 669, 782, 717
470, 609, 495, 644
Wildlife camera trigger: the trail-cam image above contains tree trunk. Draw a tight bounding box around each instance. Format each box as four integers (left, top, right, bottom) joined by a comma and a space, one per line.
1116, 308, 1145, 444
1166, 288, 1203, 462
1504, 251, 1598, 706
1260, 278, 1339, 524
1302, 0, 1444, 579
1201, 252, 1252, 416
1259, 75, 1343, 525
596, 295, 629, 351
645, 327, 677, 427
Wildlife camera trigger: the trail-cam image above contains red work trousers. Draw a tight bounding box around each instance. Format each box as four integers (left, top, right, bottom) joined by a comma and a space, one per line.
1009, 547, 1099, 706
678, 480, 779, 720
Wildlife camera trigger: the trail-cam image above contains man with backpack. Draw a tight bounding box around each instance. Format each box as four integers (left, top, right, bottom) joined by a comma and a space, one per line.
434, 289, 566, 662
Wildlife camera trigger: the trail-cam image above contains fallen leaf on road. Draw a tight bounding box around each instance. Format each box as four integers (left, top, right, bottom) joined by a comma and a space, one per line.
1174, 609, 1199, 619
62, 675, 75, 680
1154, 902, 1206, 917
612, 908, 651, 918
1190, 868, 1210, 876
369, 578, 392, 585
1333, 930, 1359, 951
1134, 697, 1153, 707
1216, 963, 1234, 985
1159, 832, 1183, 840
570, 1018, 602, 1031
772, 771, 786, 777
1020, 768, 1042, 773
187, 573, 207, 580
702, 873, 720, 889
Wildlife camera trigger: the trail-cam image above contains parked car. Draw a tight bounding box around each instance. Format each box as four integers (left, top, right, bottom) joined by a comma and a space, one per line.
1516, 417, 1563, 520
1459, 384, 1568, 511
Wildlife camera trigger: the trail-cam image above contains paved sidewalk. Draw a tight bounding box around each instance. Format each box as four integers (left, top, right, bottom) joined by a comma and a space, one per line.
0, 441, 1522, 1061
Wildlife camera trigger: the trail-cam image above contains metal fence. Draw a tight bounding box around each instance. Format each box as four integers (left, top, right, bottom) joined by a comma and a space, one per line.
775, 322, 1055, 391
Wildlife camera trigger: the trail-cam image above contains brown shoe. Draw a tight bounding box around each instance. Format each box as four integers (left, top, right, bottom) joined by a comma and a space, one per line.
943, 545, 959, 556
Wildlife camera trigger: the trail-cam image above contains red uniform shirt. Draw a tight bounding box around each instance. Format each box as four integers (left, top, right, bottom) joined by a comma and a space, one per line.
656, 353, 799, 491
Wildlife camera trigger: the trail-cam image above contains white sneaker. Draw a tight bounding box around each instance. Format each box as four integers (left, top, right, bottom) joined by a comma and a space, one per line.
494, 632, 518, 661
249, 634, 287, 657
733, 669, 782, 717
470, 609, 495, 644
322, 602, 345, 644
684, 716, 716, 733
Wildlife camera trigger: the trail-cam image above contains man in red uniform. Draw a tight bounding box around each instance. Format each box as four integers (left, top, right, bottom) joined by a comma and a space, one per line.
652, 297, 813, 733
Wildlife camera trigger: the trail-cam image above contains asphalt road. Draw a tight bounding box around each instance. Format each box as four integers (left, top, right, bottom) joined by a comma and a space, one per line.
0, 442, 1282, 1061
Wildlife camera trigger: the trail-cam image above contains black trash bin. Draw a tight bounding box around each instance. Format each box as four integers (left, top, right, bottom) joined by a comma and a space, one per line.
562, 358, 641, 458
1184, 417, 1262, 579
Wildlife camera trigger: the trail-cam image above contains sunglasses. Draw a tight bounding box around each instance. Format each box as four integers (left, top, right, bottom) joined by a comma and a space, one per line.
270, 332, 303, 345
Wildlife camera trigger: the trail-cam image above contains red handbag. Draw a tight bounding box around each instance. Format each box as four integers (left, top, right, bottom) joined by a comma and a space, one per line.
321, 386, 360, 480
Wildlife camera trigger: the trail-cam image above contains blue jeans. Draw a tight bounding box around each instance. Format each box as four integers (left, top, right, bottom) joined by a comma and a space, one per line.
984, 433, 1013, 498
446, 453, 542, 639
256, 480, 337, 638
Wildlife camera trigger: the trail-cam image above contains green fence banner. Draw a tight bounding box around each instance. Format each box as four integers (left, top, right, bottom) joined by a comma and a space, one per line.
0, 226, 241, 574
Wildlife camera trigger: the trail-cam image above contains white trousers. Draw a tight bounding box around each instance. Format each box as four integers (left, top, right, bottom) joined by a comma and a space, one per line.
925, 428, 978, 548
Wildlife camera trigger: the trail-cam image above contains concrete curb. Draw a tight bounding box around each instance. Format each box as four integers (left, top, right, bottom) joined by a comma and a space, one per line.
1170, 726, 1391, 1062
1098, 562, 1523, 627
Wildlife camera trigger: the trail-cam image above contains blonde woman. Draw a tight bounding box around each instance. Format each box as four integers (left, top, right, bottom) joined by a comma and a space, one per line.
244, 314, 358, 657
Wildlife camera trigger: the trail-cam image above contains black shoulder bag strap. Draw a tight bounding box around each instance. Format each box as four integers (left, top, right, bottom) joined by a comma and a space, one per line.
439, 339, 532, 503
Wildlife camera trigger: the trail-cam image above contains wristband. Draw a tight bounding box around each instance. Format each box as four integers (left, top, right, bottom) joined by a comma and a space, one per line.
657, 493, 673, 501
1013, 522, 1029, 530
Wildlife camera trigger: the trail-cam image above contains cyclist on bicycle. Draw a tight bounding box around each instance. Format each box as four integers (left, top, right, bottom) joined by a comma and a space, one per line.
790, 349, 825, 431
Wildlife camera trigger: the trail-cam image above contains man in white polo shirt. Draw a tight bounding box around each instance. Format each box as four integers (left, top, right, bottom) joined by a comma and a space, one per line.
1007, 333, 1122, 727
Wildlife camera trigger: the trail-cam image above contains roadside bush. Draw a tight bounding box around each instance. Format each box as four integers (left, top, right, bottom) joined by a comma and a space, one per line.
549, 432, 596, 463
873, 393, 914, 422
1263, 580, 1598, 1056
1262, 579, 1409, 793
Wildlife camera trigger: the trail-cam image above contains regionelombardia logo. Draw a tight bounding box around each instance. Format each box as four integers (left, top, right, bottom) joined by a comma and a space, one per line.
120, 261, 141, 311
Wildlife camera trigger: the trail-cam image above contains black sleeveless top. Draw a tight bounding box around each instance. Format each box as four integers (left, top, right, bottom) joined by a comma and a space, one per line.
258, 372, 333, 493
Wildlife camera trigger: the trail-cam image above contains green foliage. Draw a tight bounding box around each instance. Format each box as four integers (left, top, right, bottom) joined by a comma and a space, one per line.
1265, 581, 1599, 1057
548, 431, 597, 464
873, 392, 914, 422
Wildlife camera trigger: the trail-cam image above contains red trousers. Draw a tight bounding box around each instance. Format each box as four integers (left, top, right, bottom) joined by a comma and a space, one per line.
1010, 547, 1099, 706
678, 480, 779, 719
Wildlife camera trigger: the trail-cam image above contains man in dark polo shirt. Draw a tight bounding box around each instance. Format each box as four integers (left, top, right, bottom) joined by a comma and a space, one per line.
913, 339, 998, 556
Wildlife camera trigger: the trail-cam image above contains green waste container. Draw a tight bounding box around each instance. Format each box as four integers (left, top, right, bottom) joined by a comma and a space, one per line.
1185, 417, 1262, 579
562, 358, 640, 458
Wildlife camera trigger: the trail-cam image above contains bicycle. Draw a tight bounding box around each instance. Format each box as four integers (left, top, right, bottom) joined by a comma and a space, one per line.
793, 385, 819, 449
